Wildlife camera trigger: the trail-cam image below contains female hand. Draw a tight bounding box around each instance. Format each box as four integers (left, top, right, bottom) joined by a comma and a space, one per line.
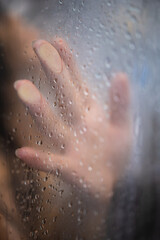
14, 38, 132, 199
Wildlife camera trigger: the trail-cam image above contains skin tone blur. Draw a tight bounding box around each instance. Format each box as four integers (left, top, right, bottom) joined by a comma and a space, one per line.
14, 39, 131, 199
0, 14, 132, 239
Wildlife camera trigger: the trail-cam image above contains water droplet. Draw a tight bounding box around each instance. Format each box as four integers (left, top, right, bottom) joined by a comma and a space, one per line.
12, 128, 17, 133
41, 187, 46, 192
54, 78, 57, 83
53, 216, 57, 222
61, 143, 65, 150
49, 132, 53, 138
83, 126, 87, 132
74, 131, 77, 137
107, 0, 111, 6
95, 72, 101, 79
79, 161, 83, 166
105, 57, 111, 69
59, 190, 64, 196
68, 202, 72, 208
84, 88, 89, 96
56, 169, 60, 177
113, 94, 120, 102
83, 183, 87, 189
135, 31, 141, 39
125, 31, 132, 40
129, 42, 135, 50
36, 140, 43, 145
88, 166, 92, 172
79, 129, 83, 135
42, 218, 46, 224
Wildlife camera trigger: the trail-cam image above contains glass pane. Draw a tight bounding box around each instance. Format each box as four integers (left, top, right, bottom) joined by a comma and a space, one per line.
0, 0, 159, 239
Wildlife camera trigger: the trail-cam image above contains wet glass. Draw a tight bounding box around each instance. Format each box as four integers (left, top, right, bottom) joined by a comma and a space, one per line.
0, 0, 160, 239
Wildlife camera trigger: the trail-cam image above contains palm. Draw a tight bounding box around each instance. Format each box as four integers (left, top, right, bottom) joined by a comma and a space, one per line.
14, 38, 131, 199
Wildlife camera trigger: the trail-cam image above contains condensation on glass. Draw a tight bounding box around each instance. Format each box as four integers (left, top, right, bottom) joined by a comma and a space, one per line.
0, 0, 160, 239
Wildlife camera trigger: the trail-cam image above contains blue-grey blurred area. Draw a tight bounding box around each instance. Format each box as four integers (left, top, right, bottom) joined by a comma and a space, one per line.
1, 0, 160, 91
0, 0, 160, 239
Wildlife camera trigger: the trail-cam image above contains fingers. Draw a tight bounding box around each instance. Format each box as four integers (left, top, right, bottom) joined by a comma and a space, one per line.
14, 79, 69, 145
52, 37, 83, 89
52, 38, 90, 103
109, 73, 130, 127
32, 39, 83, 124
52, 38, 75, 69
15, 147, 62, 172
15, 147, 72, 174
33, 39, 63, 74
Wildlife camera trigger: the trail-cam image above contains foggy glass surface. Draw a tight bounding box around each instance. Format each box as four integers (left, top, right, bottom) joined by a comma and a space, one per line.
0, 0, 160, 239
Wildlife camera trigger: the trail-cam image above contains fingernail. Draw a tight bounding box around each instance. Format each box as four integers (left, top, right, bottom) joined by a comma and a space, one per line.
34, 40, 62, 73
14, 80, 41, 105
15, 148, 21, 158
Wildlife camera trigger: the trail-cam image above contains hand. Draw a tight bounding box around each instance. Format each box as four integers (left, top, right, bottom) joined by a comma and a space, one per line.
14, 38, 132, 199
